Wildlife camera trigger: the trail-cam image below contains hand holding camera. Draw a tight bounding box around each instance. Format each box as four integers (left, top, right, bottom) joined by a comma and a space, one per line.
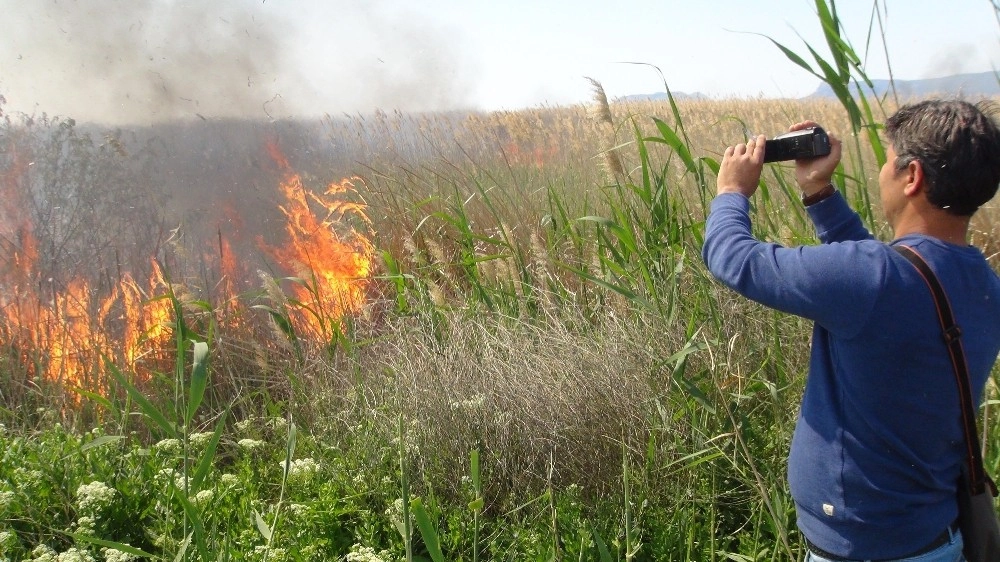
763, 127, 831, 162
716, 121, 841, 199
780, 121, 842, 196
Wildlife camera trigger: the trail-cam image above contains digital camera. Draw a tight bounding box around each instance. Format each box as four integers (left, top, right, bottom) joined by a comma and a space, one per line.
763, 127, 831, 163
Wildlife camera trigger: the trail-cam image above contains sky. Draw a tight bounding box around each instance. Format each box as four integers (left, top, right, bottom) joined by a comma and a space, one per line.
0, 0, 998, 126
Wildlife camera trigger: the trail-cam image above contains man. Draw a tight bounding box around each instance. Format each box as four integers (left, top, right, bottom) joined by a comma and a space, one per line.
701, 100, 1000, 561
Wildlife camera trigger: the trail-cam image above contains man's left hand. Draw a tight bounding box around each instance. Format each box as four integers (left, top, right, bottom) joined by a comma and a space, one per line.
717, 134, 765, 198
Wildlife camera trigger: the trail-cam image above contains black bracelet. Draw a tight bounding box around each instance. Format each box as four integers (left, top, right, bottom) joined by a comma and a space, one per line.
802, 183, 836, 206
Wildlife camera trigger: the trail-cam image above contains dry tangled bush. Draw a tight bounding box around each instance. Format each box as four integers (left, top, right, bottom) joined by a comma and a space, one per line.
314, 308, 691, 504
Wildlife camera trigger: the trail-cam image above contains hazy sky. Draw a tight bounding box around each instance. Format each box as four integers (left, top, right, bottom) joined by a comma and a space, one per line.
0, 0, 997, 126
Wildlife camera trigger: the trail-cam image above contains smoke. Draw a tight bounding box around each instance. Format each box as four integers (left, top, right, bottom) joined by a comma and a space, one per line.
922, 44, 977, 78
0, 0, 475, 125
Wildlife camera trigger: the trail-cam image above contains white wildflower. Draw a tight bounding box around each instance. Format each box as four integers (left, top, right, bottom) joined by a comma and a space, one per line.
385, 498, 412, 536
189, 432, 214, 448
389, 436, 419, 457
346, 544, 392, 562
153, 438, 181, 455
238, 438, 266, 451
155, 468, 188, 491
235, 417, 257, 433
287, 503, 307, 517
268, 417, 288, 433
75, 515, 96, 535
193, 489, 214, 506
57, 548, 96, 562
220, 473, 239, 487
75, 481, 117, 515
282, 458, 318, 485
385, 497, 404, 519
13, 467, 44, 487
252, 545, 287, 561
28, 544, 58, 562
154, 468, 178, 486
101, 548, 138, 562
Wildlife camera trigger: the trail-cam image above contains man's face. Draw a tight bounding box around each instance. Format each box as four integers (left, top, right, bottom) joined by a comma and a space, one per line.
879, 144, 907, 226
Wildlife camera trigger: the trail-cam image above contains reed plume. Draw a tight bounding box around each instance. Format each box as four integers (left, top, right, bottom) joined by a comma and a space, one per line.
586, 77, 626, 181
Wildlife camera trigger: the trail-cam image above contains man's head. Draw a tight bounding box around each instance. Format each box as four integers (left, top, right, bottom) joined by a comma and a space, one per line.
884, 99, 1000, 216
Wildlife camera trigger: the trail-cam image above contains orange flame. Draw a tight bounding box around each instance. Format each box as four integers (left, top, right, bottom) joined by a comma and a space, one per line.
0, 261, 175, 400
503, 140, 559, 169
0, 137, 377, 404
0, 142, 174, 398
118, 263, 174, 370
46, 279, 107, 392
260, 168, 375, 340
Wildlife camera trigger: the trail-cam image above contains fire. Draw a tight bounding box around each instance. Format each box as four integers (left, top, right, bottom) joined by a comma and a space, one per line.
503, 140, 559, 169
260, 167, 375, 340
0, 264, 175, 399
118, 263, 175, 368
0, 137, 375, 402
0, 142, 175, 398
45, 279, 111, 393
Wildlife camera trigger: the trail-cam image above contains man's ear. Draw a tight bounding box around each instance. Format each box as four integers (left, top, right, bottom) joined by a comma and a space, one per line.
903, 159, 925, 196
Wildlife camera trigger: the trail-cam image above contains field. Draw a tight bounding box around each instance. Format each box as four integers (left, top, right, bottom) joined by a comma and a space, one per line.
2, 7, 1000, 562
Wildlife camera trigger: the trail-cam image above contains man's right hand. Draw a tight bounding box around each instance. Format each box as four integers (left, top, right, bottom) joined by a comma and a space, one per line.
789, 121, 842, 196
717, 134, 766, 198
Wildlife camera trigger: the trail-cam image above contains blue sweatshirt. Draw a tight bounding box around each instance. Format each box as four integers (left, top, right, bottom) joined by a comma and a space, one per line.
702, 191, 1000, 559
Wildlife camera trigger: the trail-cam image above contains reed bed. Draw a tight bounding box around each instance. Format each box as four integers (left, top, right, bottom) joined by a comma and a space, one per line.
1, 1, 999, 559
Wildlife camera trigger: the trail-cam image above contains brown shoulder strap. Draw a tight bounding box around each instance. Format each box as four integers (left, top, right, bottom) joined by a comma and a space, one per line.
893, 244, 996, 496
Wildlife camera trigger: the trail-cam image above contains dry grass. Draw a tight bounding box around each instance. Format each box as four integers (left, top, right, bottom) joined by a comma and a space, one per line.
351, 96, 885, 256
281, 254, 815, 512
320, 307, 684, 503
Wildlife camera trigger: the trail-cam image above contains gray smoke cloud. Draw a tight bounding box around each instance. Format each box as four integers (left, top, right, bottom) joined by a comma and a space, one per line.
923, 43, 978, 78
0, 0, 475, 125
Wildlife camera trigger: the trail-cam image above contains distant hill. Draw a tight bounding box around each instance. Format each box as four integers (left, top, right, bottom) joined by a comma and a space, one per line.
618, 91, 708, 103
620, 71, 1000, 102
808, 71, 1000, 99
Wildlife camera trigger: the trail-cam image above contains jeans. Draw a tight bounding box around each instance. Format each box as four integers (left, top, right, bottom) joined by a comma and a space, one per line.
805, 528, 964, 562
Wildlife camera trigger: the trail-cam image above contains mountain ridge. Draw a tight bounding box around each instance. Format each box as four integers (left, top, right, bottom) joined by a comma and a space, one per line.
620, 70, 1000, 103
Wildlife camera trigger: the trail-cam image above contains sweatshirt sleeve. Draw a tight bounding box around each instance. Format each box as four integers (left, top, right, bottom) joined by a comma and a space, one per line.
805, 190, 874, 244
701, 192, 883, 338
